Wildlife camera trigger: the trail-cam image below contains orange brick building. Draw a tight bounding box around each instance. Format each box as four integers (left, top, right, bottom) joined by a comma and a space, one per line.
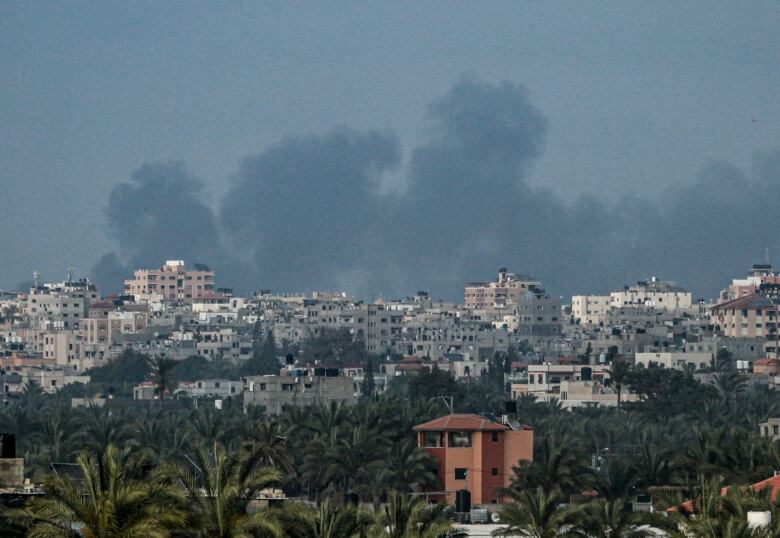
414, 413, 533, 505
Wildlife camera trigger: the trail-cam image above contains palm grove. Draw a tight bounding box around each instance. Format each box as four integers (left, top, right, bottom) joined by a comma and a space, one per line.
3, 330, 780, 536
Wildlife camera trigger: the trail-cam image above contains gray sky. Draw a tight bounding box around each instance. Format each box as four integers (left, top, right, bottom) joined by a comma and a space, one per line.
2, 2, 780, 298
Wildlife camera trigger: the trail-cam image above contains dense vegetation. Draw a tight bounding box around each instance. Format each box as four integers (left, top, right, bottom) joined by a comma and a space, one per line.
5, 339, 780, 535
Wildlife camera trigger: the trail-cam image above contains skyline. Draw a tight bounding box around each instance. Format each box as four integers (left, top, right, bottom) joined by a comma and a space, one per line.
2, 2, 780, 300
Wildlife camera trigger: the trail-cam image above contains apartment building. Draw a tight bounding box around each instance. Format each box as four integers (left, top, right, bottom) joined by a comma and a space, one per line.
571, 295, 611, 325
243, 370, 356, 414
610, 277, 692, 311
414, 414, 533, 506
720, 264, 780, 302
124, 260, 215, 304
711, 294, 778, 338
23, 279, 99, 330
465, 269, 541, 309
515, 292, 563, 338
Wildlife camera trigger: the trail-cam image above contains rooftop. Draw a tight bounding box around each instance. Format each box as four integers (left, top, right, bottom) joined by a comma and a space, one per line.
413, 413, 509, 432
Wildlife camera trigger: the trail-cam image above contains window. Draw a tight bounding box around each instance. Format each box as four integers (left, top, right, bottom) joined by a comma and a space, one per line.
455, 468, 467, 480
491, 432, 498, 443
448, 431, 472, 448
491, 467, 498, 476
423, 432, 444, 448
259, 383, 266, 391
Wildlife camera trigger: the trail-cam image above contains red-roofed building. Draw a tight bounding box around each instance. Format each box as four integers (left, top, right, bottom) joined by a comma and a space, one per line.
414, 413, 533, 506
671, 473, 780, 514
753, 358, 780, 376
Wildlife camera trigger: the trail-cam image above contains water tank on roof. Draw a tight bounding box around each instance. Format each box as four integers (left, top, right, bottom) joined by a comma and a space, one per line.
599, 354, 607, 364
748, 511, 772, 529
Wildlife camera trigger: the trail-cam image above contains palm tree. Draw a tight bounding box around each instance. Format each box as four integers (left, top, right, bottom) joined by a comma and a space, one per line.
607, 359, 631, 411
168, 442, 283, 538
78, 405, 131, 468
149, 356, 178, 402
373, 491, 465, 538
507, 438, 594, 499
281, 500, 372, 538
493, 487, 574, 538
9, 444, 186, 537
596, 459, 639, 501
567, 498, 657, 538
32, 404, 77, 465
384, 438, 439, 493
250, 421, 293, 473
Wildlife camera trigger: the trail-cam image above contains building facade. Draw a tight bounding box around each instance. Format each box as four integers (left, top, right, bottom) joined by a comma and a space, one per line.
414, 413, 533, 506
124, 260, 215, 304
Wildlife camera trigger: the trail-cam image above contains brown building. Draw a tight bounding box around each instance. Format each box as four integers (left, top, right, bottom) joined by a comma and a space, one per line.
464, 268, 541, 309
414, 413, 533, 506
124, 260, 215, 304
711, 294, 778, 339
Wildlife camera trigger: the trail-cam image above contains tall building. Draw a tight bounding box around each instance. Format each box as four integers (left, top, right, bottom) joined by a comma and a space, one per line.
465, 268, 541, 309
609, 277, 692, 311
414, 413, 533, 506
24, 278, 99, 330
720, 264, 780, 302
124, 260, 215, 304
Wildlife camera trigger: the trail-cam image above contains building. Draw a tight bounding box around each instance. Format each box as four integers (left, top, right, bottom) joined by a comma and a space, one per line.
23, 278, 99, 330
609, 278, 692, 311
634, 351, 712, 370
243, 370, 356, 414
753, 358, 780, 376
514, 292, 563, 338
711, 294, 778, 340
414, 413, 533, 506
177, 379, 243, 399
571, 295, 611, 325
760, 418, 780, 441
465, 269, 541, 309
720, 264, 780, 302
124, 260, 215, 304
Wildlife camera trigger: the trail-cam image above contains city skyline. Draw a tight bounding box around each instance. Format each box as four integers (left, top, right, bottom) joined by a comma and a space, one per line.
2, 3, 780, 300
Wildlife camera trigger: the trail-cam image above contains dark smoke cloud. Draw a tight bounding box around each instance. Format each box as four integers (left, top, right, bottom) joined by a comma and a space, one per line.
91, 77, 780, 301
91, 162, 225, 292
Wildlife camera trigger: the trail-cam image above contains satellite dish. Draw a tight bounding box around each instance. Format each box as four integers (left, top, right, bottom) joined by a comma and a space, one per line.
490, 511, 501, 523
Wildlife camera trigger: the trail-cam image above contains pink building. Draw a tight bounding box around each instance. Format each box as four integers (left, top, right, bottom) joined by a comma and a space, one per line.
124, 260, 215, 304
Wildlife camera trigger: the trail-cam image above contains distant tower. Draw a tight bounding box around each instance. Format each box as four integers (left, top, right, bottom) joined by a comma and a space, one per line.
765, 246, 771, 266
33, 271, 39, 288
67, 266, 75, 283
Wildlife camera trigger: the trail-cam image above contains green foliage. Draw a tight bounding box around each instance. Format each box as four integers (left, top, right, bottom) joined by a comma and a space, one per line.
240, 329, 282, 376
300, 328, 367, 366
88, 349, 151, 387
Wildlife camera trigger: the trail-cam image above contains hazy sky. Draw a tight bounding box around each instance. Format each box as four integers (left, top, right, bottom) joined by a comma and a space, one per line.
2, 2, 780, 299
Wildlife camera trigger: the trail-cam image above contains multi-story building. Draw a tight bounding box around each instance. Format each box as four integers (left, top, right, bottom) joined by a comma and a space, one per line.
720, 264, 780, 302
711, 294, 778, 340
571, 295, 611, 325
610, 277, 692, 311
243, 370, 356, 414
414, 413, 533, 506
515, 291, 563, 338
124, 260, 215, 304
23, 278, 99, 330
465, 269, 541, 309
